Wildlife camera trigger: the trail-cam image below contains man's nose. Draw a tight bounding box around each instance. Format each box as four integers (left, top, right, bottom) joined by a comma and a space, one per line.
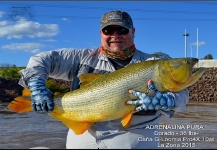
111, 31, 120, 36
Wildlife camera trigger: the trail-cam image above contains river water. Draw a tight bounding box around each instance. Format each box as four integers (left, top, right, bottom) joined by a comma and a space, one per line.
0, 101, 217, 149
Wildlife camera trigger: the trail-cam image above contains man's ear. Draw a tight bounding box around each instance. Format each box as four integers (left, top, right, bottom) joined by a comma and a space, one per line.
132, 28, 135, 33
132, 28, 135, 37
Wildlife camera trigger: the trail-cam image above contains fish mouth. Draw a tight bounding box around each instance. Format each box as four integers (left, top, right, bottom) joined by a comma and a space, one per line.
192, 67, 201, 74
190, 58, 205, 77
191, 67, 205, 81
159, 57, 205, 92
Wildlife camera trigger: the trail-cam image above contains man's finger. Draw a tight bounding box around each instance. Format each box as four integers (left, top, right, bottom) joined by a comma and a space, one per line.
32, 103, 37, 111
129, 90, 148, 98
135, 105, 147, 112
126, 99, 144, 105
35, 103, 42, 111
47, 103, 54, 111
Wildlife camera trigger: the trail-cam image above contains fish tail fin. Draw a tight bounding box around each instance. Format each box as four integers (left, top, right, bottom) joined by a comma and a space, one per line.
7, 96, 32, 113
49, 107, 91, 135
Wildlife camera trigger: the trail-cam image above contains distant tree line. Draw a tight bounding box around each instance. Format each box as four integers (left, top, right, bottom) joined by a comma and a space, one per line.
0, 63, 23, 78
203, 54, 213, 60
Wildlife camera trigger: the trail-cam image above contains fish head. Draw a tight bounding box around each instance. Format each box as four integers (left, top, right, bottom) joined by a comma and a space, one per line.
158, 57, 205, 92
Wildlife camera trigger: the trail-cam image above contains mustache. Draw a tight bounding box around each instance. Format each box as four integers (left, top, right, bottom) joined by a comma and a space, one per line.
109, 40, 123, 43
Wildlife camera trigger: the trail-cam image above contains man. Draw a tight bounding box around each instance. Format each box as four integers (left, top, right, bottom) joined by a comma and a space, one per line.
19, 10, 189, 149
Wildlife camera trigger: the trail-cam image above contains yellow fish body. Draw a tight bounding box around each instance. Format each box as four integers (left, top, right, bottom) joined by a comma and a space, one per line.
8, 57, 205, 135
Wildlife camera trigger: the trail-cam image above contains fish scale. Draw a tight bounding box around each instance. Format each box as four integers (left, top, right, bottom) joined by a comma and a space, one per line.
8, 58, 205, 135
55, 60, 164, 122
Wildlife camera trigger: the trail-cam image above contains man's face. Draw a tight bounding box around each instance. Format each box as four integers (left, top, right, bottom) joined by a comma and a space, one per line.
100, 25, 135, 52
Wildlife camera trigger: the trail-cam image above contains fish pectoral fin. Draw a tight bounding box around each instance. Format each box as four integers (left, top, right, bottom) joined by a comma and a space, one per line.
78, 73, 103, 87
121, 111, 133, 129
49, 108, 91, 135
7, 96, 32, 113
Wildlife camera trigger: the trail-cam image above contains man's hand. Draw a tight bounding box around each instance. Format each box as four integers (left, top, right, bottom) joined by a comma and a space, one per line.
28, 77, 54, 112
126, 80, 175, 112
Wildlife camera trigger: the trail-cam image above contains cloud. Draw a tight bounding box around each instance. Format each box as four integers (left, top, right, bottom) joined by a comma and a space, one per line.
0, 11, 5, 18
0, 21, 8, 26
41, 39, 57, 42
1, 42, 44, 53
0, 20, 59, 39
61, 18, 71, 22
190, 41, 206, 47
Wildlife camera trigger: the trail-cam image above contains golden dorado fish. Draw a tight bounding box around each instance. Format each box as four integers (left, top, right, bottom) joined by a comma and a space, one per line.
8, 57, 205, 135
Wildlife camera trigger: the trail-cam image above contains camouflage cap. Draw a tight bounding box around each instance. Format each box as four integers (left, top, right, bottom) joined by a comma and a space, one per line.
100, 10, 134, 30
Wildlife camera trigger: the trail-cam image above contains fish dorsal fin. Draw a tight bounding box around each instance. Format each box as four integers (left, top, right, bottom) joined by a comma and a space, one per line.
121, 111, 134, 129
49, 107, 91, 135
78, 73, 103, 87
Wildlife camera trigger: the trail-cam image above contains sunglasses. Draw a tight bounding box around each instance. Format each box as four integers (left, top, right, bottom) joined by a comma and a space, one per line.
102, 26, 129, 35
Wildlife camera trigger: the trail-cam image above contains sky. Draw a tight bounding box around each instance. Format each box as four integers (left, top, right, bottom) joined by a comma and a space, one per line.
0, 1, 217, 67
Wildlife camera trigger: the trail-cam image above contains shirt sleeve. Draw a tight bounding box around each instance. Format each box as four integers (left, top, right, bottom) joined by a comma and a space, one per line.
18, 49, 91, 88
172, 89, 189, 112
160, 89, 189, 118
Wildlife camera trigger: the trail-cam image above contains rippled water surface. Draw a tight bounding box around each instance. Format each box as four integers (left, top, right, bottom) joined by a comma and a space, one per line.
160, 102, 217, 149
0, 102, 217, 149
